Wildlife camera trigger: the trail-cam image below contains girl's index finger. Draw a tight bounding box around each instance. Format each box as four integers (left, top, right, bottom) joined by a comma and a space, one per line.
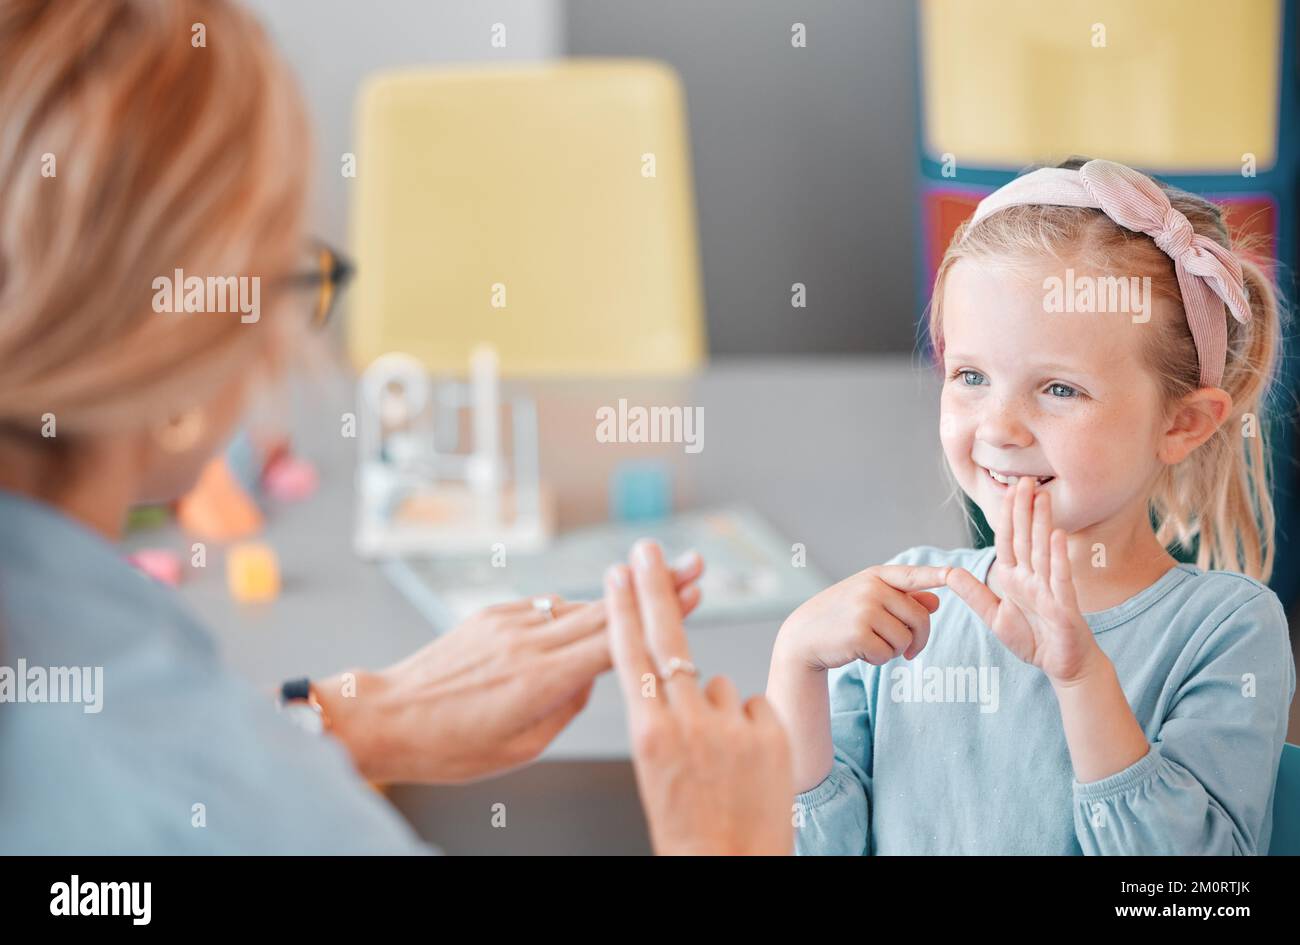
603, 564, 667, 723
869, 564, 952, 593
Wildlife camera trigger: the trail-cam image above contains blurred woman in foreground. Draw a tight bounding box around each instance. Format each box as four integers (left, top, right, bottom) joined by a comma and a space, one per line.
0, 0, 791, 854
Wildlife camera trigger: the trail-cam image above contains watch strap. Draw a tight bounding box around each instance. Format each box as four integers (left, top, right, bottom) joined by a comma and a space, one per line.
280, 676, 312, 704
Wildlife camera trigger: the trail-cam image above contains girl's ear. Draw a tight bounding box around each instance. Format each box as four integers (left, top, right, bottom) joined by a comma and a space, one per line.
1157, 387, 1233, 465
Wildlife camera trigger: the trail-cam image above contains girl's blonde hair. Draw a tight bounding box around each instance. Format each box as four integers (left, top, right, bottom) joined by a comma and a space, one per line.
927, 157, 1285, 581
0, 0, 310, 440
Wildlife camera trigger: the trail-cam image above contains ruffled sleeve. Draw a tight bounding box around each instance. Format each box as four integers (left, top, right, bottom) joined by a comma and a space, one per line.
794, 661, 875, 855
1073, 590, 1295, 855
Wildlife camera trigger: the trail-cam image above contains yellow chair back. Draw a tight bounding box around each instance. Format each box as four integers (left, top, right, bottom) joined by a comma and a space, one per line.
350, 59, 707, 376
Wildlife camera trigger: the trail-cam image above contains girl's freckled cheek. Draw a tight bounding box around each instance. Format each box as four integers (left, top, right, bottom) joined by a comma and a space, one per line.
1052, 402, 1148, 488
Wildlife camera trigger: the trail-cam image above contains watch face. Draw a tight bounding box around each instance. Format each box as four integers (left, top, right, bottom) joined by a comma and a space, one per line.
282, 702, 325, 736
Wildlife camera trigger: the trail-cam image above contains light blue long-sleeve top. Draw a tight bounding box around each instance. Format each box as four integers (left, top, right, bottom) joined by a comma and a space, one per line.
0, 489, 430, 853
794, 544, 1295, 855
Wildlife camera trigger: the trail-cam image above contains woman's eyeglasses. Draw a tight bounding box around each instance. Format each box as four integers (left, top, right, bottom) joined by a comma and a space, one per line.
283, 240, 354, 329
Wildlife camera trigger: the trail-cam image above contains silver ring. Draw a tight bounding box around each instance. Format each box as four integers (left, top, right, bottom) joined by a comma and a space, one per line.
660, 656, 698, 682
532, 597, 556, 621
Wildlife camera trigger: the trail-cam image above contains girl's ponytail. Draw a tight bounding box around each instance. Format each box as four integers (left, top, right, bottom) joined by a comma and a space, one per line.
1155, 253, 1284, 581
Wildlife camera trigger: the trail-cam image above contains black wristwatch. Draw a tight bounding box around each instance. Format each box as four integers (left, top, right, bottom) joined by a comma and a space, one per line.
279, 676, 329, 736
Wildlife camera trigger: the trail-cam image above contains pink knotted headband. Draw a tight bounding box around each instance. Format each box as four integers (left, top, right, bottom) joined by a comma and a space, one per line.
969, 159, 1251, 389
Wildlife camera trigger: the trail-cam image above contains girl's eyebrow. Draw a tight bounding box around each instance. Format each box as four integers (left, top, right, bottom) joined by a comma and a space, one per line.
1030, 362, 1096, 376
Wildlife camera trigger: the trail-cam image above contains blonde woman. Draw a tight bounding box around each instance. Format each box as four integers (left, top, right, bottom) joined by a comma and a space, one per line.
0, 0, 792, 855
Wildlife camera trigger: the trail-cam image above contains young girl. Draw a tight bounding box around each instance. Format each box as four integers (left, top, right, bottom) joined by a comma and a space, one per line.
766, 157, 1295, 855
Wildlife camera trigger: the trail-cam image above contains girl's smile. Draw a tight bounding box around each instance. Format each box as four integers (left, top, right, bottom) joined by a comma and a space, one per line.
977, 466, 1056, 488
938, 257, 1168, 539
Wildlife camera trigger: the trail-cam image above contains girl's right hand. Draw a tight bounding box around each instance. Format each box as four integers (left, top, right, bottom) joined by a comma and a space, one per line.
774, 564, 953, 671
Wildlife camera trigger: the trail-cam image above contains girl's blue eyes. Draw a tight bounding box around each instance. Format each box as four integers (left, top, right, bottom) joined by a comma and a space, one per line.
949, 369, 1080, 399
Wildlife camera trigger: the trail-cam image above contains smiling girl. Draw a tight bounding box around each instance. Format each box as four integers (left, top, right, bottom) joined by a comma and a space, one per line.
766, 158, 1295, 855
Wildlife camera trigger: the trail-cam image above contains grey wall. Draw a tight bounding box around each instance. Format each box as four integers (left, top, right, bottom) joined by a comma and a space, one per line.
566, 0, 920, 355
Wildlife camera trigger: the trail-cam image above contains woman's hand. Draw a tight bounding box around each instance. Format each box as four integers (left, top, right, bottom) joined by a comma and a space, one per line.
606, 539, 793, 855
773, 563, 952, 671
945, 475, 1103, 685
317, 552, 704, 784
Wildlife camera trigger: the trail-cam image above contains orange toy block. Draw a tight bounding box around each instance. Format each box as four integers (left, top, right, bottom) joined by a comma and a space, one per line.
226, 542, 280, 603
177, 457, 263, 541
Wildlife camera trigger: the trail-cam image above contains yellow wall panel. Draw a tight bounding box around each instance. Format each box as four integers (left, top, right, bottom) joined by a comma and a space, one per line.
920, 0, 1281, 171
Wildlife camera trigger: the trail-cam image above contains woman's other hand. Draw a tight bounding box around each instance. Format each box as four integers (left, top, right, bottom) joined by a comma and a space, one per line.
606, 539, 793, 855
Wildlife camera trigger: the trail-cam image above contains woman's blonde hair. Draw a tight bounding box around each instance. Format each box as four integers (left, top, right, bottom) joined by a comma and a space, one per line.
927, 157, 1285, 581
0, 0, 310, 439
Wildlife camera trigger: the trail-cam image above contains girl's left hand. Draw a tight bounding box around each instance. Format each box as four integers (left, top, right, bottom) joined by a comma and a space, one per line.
945, 475, 1103, 685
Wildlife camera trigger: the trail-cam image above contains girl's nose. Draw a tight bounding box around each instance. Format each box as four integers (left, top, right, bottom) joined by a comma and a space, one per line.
975, 401, 1034, 450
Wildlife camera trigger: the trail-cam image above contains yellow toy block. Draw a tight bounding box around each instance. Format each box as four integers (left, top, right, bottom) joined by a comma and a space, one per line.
226, 542, 280, 603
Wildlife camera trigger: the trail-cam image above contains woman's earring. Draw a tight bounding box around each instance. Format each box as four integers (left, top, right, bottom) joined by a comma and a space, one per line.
154, 408, 206, 453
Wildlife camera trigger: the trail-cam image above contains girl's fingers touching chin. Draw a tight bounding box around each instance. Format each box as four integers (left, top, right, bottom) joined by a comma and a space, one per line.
1012, 477, 1034, 564
995, 482, 1016, 567
1031, 492, 1051, 580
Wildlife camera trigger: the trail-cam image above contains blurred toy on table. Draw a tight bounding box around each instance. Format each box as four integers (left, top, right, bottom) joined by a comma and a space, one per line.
173, 430, 319, 542
124, 410, 316, 601
354, 347, 555, 558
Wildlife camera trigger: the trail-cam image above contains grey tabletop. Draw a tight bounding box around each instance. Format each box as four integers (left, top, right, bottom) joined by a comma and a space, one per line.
124, 354, 968, 760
